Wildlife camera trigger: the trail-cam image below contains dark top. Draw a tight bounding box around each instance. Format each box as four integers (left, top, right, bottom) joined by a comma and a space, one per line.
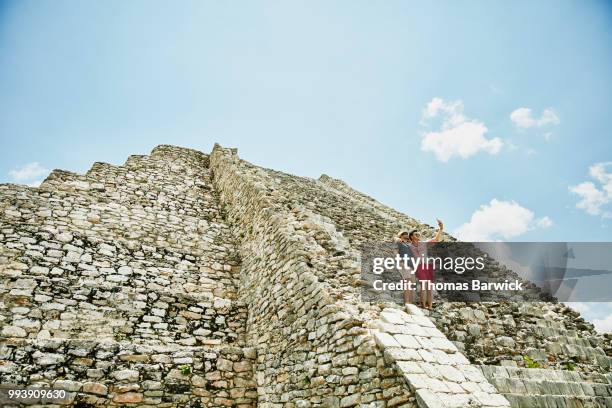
397, 241, 414, 257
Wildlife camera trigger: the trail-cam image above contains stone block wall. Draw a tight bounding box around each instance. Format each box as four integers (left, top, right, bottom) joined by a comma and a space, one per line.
0, 145, 255, 406
0, 340, 256, 407
431, 302, 612, 373
209, 145, 415, 407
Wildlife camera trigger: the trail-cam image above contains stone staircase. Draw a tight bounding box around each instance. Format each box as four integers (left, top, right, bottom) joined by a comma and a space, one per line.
372, 306, 510, 408
480, 366, 612, 408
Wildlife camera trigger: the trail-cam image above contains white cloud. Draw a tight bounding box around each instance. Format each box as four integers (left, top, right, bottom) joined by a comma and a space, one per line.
510, 107, 560, 129
421, 122, 503, 162
455, 199, 552, 241
9, 162, 49, 184
563, 302, 591, 314
569, 162, 612, 218
590, 162, 612, 192
420, 98, 503, 162
536, 216, 553, 228
26, 179, 44, 187
563, 302, 612, 333
570, 182, 607, 215
592, 314, 612, 333
423, 97, 445, 119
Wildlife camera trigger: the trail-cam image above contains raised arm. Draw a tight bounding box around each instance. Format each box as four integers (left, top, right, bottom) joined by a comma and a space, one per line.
430, 219, 444, 242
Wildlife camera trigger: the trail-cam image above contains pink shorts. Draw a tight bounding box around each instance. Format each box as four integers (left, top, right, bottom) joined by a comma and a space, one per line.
416, 264, 434, 282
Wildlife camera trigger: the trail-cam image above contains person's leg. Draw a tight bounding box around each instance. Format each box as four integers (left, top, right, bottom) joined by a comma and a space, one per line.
419, 283, 427, 308
402, 268, 414, 305
403, 285, 412, 304
416, 271, 424, 308
428, 269, 435, 309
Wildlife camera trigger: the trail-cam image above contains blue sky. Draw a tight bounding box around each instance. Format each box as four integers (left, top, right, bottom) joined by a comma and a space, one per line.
1, 0, 612, 329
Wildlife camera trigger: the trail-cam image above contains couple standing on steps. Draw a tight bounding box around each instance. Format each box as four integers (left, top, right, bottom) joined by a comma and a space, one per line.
396, 219, 444, 310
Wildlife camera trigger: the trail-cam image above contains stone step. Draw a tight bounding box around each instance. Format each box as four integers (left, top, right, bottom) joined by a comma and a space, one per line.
3, 274, 245, 345
544, 341, 607, 359
1, 176, 230, 254
527, 323, 605, 351
547, 334, 597, 348
85, 159, 213, 190
123, 154, 148, 168
39, 169, 88, 190
481, 366, 612, 407
532, 316, 592, 333
481, 366, 611, 384
0, 338, 256, 407
504, 393, 612, 408
5, 270, 234, 302
489, 377, 612, 398
85, 161, 127, 179
374, 307, 511, 407
40, 148, 212, 198
517, 342, 610, 372
531, 323, 581, 339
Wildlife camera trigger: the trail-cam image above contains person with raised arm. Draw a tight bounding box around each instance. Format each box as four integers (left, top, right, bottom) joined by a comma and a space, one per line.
408, 219, 444, 310
396, 230, 416, 305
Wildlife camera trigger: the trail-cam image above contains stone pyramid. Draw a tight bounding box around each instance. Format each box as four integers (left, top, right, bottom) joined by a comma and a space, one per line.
1, 145, 610, 407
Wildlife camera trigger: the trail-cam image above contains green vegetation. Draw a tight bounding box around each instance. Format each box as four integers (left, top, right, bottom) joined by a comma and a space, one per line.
563, 361, 576, 371
113, 332, 126, 341
523, 355, 541, 368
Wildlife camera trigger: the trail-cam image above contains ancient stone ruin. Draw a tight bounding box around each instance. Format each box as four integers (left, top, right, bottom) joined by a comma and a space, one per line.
1, 144, 610, 407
